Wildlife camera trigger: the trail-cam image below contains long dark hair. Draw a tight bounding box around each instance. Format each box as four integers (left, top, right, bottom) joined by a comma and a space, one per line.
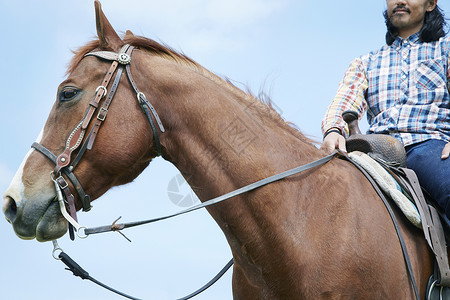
384, 5, 447, 45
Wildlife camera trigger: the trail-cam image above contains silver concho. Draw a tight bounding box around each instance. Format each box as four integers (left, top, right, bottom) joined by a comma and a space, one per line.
117, 53, 131, 65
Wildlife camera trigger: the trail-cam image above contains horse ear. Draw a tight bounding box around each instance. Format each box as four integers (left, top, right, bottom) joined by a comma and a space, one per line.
94, 0, 122, 50
124, 30, 135, 40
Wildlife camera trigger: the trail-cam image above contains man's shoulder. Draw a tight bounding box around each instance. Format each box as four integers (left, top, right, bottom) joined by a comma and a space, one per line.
414, 35, 450, 51
357, 44, 389, 64
419, 36, 450, 58
437, 35, 450, 43
437, 35, 450, 48
354, 36, 450, 69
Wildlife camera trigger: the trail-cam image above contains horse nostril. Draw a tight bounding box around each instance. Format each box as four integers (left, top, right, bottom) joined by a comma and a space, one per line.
3, 196, 18, 223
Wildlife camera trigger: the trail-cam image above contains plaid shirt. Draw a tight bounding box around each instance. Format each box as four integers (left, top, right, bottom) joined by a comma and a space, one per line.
322, 32, 450, 146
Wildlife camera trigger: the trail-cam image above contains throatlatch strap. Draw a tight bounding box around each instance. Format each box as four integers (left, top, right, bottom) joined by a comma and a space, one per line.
124, 50, 165, 156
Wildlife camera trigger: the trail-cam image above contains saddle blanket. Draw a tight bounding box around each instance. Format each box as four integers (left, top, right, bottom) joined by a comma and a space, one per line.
348, 151, 421, 228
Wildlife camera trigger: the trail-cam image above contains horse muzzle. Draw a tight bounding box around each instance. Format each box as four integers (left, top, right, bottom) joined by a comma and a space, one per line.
3, 191, 68, 242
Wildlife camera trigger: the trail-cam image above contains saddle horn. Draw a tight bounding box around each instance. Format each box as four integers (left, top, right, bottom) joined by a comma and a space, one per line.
342, 110, 361, 136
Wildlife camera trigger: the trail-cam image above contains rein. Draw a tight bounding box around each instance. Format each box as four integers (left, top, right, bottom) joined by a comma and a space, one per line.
49, 153, 338, 300
84, 152, 338, 236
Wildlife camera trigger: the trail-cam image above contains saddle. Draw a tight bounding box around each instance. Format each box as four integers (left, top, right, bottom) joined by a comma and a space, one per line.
342, 111, 450, 297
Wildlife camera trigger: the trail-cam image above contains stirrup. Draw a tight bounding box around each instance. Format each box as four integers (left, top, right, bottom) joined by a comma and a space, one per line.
426, 275, 450, 300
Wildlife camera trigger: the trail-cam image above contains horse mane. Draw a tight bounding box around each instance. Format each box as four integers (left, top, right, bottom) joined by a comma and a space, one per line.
67, 35, 313, 145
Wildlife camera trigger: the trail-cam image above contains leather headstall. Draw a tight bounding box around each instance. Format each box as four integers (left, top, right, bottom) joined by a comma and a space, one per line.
32, 44, 165, 240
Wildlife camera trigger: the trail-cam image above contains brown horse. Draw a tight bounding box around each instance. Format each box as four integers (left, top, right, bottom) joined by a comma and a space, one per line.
2, 1, 433, 299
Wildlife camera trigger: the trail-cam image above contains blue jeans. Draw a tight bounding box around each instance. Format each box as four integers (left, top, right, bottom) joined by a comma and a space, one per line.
406, 139, 450, 223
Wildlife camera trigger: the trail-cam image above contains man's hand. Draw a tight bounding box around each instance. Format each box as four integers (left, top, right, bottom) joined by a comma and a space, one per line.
320, 131, 347, 154
441, 141, 450, 159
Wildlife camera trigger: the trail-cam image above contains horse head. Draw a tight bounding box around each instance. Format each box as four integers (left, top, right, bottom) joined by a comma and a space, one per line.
2, 1, 161, 241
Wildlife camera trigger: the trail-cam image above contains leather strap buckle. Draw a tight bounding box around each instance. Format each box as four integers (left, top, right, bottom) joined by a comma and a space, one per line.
97, 107, 108, 121
56, 175, 69, 190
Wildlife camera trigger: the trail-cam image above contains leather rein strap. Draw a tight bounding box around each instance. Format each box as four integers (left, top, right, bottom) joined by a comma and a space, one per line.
84, 152, 339, 235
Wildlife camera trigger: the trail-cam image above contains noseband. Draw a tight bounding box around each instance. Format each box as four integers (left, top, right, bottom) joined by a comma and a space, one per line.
32, 44, 165, 239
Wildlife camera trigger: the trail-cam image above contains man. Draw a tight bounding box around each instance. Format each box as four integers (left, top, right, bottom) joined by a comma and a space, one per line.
321, 0, 450, 221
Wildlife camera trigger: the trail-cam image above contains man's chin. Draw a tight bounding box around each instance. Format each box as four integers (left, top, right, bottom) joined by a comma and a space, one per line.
389, 15, 412, 29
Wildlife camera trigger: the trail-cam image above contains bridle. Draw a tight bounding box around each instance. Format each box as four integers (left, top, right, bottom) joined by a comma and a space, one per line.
32, 44, 165, 240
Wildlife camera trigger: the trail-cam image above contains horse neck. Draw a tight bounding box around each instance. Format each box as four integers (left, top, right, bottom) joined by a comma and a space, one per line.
138, 50, 322, 252
140, 57, 319, 201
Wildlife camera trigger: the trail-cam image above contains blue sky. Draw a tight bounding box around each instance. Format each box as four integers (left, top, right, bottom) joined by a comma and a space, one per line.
1, 1, 450, 299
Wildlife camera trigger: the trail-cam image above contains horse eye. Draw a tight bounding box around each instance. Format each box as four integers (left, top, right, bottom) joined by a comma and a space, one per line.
59, 88, 80, 102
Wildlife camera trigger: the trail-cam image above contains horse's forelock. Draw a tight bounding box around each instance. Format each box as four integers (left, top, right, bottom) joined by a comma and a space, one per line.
66, 39, 102, 76
66, 35, 199, 76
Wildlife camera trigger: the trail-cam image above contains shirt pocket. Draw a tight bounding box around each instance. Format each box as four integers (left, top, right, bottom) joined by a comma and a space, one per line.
415, 58, 446, 90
